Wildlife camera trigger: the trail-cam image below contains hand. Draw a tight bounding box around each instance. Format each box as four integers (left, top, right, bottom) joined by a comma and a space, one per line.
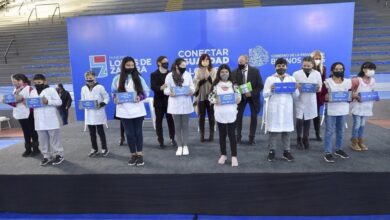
271, 84, 275, 92
15, 95, 23, 102
135, 96, 141, 103
188, 91, 193, 96
160, 84, 167, 91
296, 83, 301, 91
325, 94, 329, 102
215, 99, 220, 105
169, 92, 175, 97
42, 97, 48, 105
236, 97, 240, 104
245, 92, 251, 97
316, 84, 320, 92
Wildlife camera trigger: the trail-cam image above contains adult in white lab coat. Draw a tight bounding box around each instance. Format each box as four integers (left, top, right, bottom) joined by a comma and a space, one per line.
111, 56, 150, 166
81, 71, 110, 157
263, 58, 298, 162
293, 56, 322, 150
164, 58, 195, 156
30, 74, 64, 166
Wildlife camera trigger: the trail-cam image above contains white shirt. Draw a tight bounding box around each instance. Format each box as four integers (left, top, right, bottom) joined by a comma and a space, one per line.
293, 69, 322, 120
164, 71, 195, 115
12, 85, 32, 120
263, 73, 299, 132
31, 87, 62, 130
81, 84, 110, 125
350, 77, 375, 116
325, 78, 352, 116
208, 81, 241, 123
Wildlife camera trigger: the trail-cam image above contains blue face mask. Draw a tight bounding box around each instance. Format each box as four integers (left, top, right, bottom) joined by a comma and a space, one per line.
220, 74, 229, 81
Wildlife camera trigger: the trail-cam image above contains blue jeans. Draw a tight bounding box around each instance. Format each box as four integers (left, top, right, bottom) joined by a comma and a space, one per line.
121, 117, 144, 154
324, 115, 345, 154
352, 114, 366, 138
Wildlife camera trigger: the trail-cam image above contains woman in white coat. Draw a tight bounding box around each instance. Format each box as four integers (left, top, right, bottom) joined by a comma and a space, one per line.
4, 74, 40, 157
112, 56, 150, 166
293, 56, 322, 150
30, 74, 64, 166
81, 71, 110, 157
263, 58, 298, 162
164, 58, 195, 156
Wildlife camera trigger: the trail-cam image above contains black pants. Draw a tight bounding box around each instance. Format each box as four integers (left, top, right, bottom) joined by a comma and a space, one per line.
58, 108, 69, 125
236, 97, 257, 140
121, 117, 144, 154
120, 120, 125, 139
18, 113, 38, 151
296, 118, 311, 139
218, 122, 237, 156
312, 105, 322, 134
155, 105, 175, 144
88, 124, 107, 151
198, 100, 215, 135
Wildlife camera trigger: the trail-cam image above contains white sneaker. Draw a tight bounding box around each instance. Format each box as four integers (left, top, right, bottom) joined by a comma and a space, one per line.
182, 146, 189, 155
176, 146, 183, 156
218, 155, 227, 164
231, 156, 238, 167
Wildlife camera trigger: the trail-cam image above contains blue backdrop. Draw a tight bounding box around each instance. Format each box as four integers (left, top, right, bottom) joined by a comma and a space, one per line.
67, 3, 355, 121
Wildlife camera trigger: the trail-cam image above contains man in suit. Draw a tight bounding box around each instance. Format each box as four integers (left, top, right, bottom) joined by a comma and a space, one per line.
232, 55, 264, 145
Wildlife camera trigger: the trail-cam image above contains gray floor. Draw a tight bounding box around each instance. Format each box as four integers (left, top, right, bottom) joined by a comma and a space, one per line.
0, 117, 389, 175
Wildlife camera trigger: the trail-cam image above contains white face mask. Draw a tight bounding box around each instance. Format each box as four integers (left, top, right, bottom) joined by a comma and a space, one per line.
366, 70, 375, 77
314, 60, 321, 66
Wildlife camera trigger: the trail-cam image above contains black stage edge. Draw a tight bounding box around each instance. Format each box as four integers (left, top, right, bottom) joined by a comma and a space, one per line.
0, 172, 390, 216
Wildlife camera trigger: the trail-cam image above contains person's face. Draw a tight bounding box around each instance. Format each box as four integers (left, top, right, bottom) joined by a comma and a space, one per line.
201, 57, 210, 67
33, 79, 45, 85
85, 75, 96, 81
178, 61, 187, 69
125, 61, 135, 69
158, 58, 168, 68
238, 56, 248, 65
302, 61, 313, 69
333, 64, 344, 73
276, 64, 287, 71
11, 78, 23, 87
220, 69, 230, 80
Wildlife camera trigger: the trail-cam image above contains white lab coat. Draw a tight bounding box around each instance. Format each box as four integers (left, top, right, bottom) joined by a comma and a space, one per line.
81, 84, 110, 125
31, 87, 62, 131
263, 73, 299, 132
293, 69, 322, 120
12, 85, 32, 120
164, 71, 195, 115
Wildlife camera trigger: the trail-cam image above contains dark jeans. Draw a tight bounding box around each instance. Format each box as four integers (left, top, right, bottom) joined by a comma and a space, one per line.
88, 124, 107, 151
18, 113, 38, 151
198, 100, 215, 135
58, 108, 69, 125
296, 118, 311, 139
155, 105, 175, 144
217, 122, 237, 156
312, 105, 322, 133
236, 97, 257, 140
120, 120, 125, 139
121, 117, 144, 154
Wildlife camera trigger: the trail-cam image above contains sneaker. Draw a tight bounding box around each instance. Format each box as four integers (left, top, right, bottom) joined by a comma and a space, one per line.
335, 150, 349, 159
22, 150, 31, 157
101, 149, 110, 157
40, 158, 51, 166
52, 155, 64, 165
88, 149, 99, 157
176, 146, 183, 156
218, 155, 227, 164
267, 150, 275, 162
136, 155, 144, 166
231, 156, 238, 167
182, 146, 189, 155
171, 139, 177, 147
324, 153, 335, 163
283, 150, 294, 162
30, 149, 41, 157
128, 155, 138, 166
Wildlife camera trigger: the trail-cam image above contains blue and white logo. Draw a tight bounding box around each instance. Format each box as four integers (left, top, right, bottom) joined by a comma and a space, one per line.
89, 55, 108, 78
249, 46, 269, 67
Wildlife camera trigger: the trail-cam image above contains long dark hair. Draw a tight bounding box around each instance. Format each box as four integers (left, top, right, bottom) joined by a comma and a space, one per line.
212, 64, 234, 89
358, 61, 376, 77
171, 58, 186, 87
118, 56, 144, 95
198, 53, 213, 71
12, 73, 31, 85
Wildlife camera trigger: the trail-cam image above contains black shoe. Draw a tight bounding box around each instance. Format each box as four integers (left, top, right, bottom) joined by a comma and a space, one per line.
30, 149, 41, 157
119, 137, 125, 146
267, 150, 275, 162
315, 132, 323, 141
170, 139, 177, 147
200, 134, 205, 143
88, 149, 99, 157
101, 149, 110, 157
136, 155, 144, 166
40, 158, 50, 166
296, 137, 304, 150
128, 155, 138, 166
159, 143, 166, 149
302, 137, 310, 150
283, 150, 294, 162
52, 155, 64, 165
335, 150, 349, 159
324, 153, 335, 163
22, 150, 32, 157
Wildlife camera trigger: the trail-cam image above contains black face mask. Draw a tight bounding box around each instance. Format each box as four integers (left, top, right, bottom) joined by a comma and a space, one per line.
35, 84, 45, 92
86, 79, 94, 83
276, 68, 286, 75
333, 71, 344, 78
303, 68, 312, 74
125, 68, 135, 74
238, 64, 246, 70
161, 62, 169, 70
178, 67, 186, 74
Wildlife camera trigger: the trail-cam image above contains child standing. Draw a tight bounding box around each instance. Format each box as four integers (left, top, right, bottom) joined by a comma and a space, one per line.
30, 74, 64, 166
208, 64, 241, 166
81, 71, 110, 157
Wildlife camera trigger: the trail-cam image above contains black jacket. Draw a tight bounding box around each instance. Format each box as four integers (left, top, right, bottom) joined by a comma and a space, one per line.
232, 65, 264, 113
59, 89, 72, 109
150, 69, 170, 108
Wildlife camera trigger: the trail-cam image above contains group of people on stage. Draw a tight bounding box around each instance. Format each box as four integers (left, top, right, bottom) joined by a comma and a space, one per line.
3, 50, 378, 167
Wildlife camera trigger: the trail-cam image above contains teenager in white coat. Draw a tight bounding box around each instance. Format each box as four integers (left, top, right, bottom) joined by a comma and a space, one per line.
4, 74, 40, 157
81, 71, 110, 157
30, 74, 63, 166
112, 56, 150, 166
164, 58, 195, 156
263, 58, 298, 162
293, 56, 322, 150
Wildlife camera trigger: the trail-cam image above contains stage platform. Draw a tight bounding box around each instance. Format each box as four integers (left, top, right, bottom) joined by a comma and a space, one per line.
0, 118, 389, 216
